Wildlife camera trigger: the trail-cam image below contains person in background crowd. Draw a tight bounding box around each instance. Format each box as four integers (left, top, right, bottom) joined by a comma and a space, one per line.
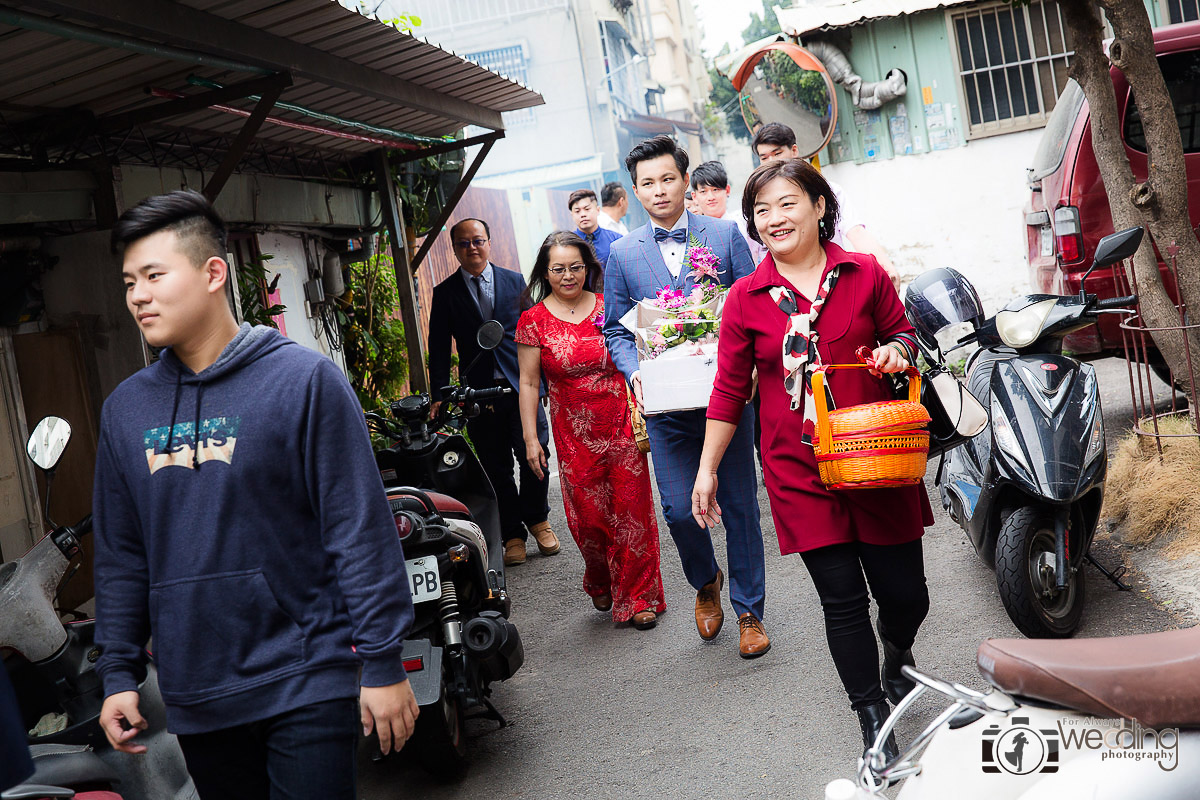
599, 181, 630, 236
516, 231, 667, 629
603, 135, 770, 660
96, 190, 418, 800
692, 158, 932, 764
690, 160, 769, 267
752, 122, 899, 289
568, 189, 622, 267
428, 218, 561, 566
684, 189, 701, 216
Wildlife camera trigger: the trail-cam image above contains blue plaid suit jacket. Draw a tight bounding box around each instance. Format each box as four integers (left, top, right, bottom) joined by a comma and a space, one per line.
602, 210, 755, 381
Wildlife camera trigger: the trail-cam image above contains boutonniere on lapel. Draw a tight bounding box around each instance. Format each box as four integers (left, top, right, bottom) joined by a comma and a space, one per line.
630, 235, 727, 414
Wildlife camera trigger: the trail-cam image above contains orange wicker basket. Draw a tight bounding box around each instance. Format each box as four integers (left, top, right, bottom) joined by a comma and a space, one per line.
811, 364, 931, 491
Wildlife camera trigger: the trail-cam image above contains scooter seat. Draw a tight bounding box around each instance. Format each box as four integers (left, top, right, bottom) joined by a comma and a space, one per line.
977, 626, 1200, 728
1, 746, 120, 799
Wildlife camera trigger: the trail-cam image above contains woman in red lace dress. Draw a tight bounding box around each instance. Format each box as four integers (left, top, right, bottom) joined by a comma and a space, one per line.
516, 232, 666, 629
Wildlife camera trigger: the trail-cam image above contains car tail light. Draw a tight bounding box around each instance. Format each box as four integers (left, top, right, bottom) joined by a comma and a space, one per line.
394, 512, 415, 540
1054, 206, 1083, 263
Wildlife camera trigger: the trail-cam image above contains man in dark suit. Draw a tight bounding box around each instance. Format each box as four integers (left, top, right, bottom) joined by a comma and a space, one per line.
428, 218, 559, 565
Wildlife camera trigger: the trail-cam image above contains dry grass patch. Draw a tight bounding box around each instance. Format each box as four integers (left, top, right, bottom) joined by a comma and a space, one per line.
1103, 413, 1200, 557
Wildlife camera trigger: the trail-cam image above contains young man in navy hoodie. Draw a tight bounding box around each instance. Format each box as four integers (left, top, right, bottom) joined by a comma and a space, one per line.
94, 190, 418, 799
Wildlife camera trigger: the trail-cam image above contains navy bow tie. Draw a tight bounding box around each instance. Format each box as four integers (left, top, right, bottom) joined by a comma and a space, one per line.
654, 227, 688, 244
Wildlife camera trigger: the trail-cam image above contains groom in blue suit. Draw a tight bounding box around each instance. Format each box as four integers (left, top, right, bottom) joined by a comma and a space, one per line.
603, 136, 769, 659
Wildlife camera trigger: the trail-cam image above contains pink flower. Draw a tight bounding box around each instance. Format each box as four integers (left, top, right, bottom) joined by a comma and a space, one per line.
686, 241, 722, 284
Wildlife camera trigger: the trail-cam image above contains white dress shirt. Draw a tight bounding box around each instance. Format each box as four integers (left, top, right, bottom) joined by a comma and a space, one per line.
598, 209, 628, 237
826, 180, 863, 252
719, 208, 769, 266
652, 211, 688, 278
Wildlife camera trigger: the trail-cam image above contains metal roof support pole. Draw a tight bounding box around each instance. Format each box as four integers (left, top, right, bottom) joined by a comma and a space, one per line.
202, 80, 286, 202
372, 148, 429, 394
409, 132, 502, 273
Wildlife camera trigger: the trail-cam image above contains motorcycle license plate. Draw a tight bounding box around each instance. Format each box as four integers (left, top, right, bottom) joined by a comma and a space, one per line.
405, 557, 442, 603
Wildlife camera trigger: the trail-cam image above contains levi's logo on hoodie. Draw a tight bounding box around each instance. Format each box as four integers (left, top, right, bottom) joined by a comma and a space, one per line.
143, 417, 241, 474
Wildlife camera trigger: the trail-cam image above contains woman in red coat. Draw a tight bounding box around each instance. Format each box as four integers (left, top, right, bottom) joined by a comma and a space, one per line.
691, 159, 933, 761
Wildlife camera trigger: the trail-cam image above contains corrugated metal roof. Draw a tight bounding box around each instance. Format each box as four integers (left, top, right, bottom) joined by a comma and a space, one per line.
775, 0, 973, 36
0, 0, 544, 170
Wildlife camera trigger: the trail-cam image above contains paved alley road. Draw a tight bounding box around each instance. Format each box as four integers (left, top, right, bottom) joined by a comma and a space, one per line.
360, 358, 1183, 800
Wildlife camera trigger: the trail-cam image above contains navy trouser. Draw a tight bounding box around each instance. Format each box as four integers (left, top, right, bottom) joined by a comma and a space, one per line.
176, 698, 359, 800
645, 407, 766, 619
467, 383, 551, 544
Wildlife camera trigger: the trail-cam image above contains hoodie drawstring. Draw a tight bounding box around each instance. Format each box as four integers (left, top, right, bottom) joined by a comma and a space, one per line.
166, 371, 183, 455
164, 371, 205, 471
192, 381, 205, 471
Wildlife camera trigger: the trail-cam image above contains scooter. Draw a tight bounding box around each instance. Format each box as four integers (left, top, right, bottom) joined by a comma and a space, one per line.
825, 626, 1200, 798
1, 417, 196, 800
902, 227, 1144, 638
364, 321, 523, 778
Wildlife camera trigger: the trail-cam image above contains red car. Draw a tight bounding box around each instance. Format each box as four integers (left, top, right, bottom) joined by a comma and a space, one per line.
1024, 20, 1200, 360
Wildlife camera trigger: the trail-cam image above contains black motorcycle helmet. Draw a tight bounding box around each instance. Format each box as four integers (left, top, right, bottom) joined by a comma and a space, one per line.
904, 268, 984, 354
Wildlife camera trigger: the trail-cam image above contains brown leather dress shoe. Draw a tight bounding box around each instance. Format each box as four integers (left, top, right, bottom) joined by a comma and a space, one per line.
529, 521, 561, 555
503, 539, 526, 566
738, 613, 771, 659
631, 610, 657, 630
694, 569, 724, 641
592, 594, 613, 612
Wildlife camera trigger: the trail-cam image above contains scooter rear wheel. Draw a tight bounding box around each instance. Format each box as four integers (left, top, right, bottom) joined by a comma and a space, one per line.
995, 506, 1085, 638
413, 680, 468, 779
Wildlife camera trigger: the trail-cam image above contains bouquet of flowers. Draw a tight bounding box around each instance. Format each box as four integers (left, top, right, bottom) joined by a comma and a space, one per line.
635, 236, 727, 413
635, 236, 726, 360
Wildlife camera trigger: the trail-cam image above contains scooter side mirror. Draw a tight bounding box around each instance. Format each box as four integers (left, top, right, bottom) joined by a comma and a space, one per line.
1081, 226, 1145, 288
476, 320, 504, 352
26, 416, 71, 472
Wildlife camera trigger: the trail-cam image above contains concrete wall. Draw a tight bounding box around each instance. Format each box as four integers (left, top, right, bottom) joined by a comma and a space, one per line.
823, 127, 1043, 314
384, 0, 606, 177
254, 232, 348, 371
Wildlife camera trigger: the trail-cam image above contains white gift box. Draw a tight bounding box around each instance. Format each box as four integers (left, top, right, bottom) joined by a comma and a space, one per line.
637, 338, 719, 415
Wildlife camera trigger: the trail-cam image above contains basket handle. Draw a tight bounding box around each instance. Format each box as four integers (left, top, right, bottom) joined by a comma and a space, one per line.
811, 368, 833, 451
817, 361, 923, 403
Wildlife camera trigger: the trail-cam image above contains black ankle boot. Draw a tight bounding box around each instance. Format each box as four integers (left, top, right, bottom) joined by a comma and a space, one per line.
856, 701, 899, 763
878, 621, 916, 705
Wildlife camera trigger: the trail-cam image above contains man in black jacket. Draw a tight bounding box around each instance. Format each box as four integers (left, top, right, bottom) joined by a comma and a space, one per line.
427, 218, 559, 565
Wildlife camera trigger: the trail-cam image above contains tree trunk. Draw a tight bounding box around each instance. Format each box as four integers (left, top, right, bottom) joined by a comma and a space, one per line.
1058, 0, 1200, 398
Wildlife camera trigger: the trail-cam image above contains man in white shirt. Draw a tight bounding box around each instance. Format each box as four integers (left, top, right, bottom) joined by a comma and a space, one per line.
690, 160, 769, 267
598, 181, 630, 236
752, 122, 899, 289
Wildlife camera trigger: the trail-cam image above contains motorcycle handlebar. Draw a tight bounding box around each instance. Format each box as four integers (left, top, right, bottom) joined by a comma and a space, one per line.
465, 386, 511, 401
1095, 294, 1138, 310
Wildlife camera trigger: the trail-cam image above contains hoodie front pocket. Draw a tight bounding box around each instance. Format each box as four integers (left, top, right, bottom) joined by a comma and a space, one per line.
149, 569, 306, 703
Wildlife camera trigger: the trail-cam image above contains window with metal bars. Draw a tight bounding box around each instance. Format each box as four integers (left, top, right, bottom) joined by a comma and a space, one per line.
949, 1, 1074, 138
1164, 0, 1200, 23
463, 45, 536, 127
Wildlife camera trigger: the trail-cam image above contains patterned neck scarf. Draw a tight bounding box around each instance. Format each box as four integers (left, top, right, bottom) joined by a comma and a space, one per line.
769, 265, 840, 445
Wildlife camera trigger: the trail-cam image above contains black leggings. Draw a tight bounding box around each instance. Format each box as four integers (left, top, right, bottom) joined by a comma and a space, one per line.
799, 539, 929, 710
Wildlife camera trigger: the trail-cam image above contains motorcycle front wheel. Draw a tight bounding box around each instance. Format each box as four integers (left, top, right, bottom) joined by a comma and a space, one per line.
413, 680, 468, 779
994, 506, 1085, 638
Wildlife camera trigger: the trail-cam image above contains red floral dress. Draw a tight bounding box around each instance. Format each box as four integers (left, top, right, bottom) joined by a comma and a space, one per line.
515, 296, 666, 621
